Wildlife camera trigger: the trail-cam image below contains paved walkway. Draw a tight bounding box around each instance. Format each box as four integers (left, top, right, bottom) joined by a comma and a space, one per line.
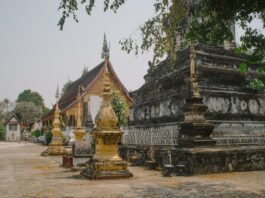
0, 142, 265, 198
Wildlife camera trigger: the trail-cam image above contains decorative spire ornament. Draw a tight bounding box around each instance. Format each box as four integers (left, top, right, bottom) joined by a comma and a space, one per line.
55, 84, 60, 100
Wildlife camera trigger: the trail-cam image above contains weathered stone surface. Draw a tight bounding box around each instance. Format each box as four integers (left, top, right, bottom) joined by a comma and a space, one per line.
122, 44, 265, 175
175, 146, 265, 175
126, 44, 265, 147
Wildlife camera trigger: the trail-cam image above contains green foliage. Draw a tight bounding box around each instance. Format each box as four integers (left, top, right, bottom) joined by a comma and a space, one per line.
17, 89, 48, 116
239, 63, 248, 74
60, 133, 67, 145
44, 130, 53, 145
58, 0, 265, 66
111, 92, 128, 127
14, 102, 42, 128
247, 78, 265, 91
0, 124, 6, 140
31, 129, 41, 138
44, 130, 67, 145
17, 89, 44, 108
0, 99, 14, 125
58, 0, 125, 30
61, 80, 73, 96
257, 67, 265, 74
236, 47, 265, 91
186, 0, 265, 62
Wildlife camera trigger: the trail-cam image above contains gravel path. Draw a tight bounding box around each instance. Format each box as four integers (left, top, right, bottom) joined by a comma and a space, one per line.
0, 142, 265, 198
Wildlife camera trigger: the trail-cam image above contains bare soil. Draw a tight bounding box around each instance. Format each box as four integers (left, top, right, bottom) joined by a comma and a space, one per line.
0, 142, 265, 198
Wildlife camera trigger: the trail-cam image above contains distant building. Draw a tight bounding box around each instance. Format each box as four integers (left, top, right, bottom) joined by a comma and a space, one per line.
5, 114, 21, 141
41, 59, 132, 132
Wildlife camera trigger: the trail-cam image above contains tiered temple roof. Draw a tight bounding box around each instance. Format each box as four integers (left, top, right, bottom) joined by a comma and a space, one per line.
42, 59, 132, 121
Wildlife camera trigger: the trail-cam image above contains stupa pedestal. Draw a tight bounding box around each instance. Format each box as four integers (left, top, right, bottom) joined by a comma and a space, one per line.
176, 96, 218, 175
81, 61, 133, 180
179, 97, 216, 147
81, 131, 132, 179
41, 102, 67, 156
72, 131, 93, 170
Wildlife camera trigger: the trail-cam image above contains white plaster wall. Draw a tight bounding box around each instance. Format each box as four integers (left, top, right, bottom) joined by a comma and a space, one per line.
5, 124, 21, 141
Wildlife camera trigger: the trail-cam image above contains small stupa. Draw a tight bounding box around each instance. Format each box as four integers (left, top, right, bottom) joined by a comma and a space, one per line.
41, 102, 67, 156
72, 86, 93, 169
81, 60, 133, 179
179, 46, 216, 147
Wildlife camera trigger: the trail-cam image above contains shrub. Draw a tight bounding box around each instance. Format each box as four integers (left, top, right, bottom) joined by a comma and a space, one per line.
31, 129, 41, 138
44, 130, 67, 145
44, 130, 53, 145
111, 92, 128, 127
60, 133, 67, 145
0, 124, 6, 140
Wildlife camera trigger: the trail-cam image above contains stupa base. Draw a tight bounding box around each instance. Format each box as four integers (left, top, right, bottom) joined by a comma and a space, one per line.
81, 159, 133, 180
175, 145, 265, 176
41, 145, 67, 156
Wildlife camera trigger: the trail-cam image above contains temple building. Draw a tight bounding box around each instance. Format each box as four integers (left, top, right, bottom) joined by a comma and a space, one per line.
41, 59, 132, 133
5, 114, 21, 142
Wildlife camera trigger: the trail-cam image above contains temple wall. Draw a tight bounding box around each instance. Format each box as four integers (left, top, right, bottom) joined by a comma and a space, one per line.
125, 44, 265, 147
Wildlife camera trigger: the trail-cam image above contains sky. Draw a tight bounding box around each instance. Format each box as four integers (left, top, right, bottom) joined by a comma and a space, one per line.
0, 1, 264, 108
0, 0, 154, 108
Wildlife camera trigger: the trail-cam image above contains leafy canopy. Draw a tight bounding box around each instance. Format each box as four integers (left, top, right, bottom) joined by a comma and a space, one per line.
14, 102, 42, 128
0, 99, 14, 124
58, 0, 265, 65
111, 92, 128, 127
61, 80, 73, 96
0, 124, 6, 139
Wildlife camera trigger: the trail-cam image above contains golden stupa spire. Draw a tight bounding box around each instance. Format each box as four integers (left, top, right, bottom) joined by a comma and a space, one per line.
74, 85, 86, 141
40, 100, 66, 156
53, 101, 61, 130
95, 61, 118, 131
76, 86, 82, 129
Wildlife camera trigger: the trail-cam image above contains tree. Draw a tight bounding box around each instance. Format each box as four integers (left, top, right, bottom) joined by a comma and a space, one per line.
17, 89, 49, 115
0, 124, 6, 140
186, 0, 265, 61
61, 79, 73, 96
111, 92, 128, 127
58, 0, 265, 64
0, 99, 14, 124
14, 102, 42, 131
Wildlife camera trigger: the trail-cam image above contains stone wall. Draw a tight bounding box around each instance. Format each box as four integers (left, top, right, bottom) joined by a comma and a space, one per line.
126, 44, 265, 147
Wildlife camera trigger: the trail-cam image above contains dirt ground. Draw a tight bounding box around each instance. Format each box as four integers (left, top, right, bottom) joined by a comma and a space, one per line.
0, 142, 265, 198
